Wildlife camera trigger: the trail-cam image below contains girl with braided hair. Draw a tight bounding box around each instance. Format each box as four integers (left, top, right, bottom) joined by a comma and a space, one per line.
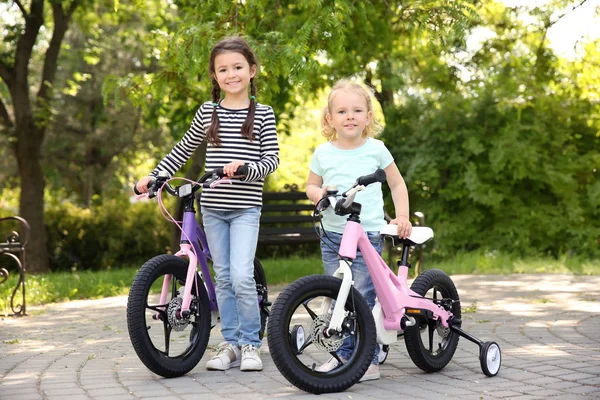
135, 36, 279, 372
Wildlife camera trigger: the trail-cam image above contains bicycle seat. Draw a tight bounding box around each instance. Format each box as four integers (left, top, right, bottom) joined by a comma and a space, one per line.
380, 225, 434, 245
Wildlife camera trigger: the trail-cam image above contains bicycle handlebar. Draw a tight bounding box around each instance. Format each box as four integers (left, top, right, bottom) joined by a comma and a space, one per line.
356, 168, 386, 187
133, 165, 249, 198
316, 168, 387, 215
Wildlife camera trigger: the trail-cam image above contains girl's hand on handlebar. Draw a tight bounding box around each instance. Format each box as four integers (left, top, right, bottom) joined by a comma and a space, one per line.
390, 216, 412, 239
312, 187, 328, 205
135, 176, 154, 194
223, 160, 246, 177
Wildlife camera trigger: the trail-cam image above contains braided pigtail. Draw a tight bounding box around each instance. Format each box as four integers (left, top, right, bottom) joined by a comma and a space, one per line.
206, 79, 222, 146
240, 77, 256, 141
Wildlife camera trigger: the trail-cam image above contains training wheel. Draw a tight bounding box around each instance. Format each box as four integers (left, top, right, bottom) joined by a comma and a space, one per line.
290, 325, 305, 355
480, 341, 501, 377
378, 344, 389, 364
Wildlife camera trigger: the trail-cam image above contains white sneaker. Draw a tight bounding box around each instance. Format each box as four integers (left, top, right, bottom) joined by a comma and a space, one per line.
240, 344, 263, 371
359, 363, 380, 382
206, 342, 241, 370
315, 356, 345, 372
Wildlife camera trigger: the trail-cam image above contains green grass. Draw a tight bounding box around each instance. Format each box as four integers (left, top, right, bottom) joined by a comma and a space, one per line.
426, 251, 600, 275
0, 268, 134, 313
259, 256, 323, 284
1, 250, 598, 313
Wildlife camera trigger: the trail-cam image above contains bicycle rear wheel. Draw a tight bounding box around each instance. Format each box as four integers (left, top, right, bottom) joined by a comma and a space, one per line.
253, 258, 269, 340
404, 269, 460, 372
127, 255, 211, 378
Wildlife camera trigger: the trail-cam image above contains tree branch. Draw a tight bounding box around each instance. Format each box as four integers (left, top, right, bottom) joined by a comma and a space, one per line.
0, 96, 15, 130
546, 0, 588, 30
0, 61, 15, 87
533, 0, 588, 73
66, 0, 80, 17
14, 0, 28, 17
364, 68, 385, 108
38, 1, 80, 103
10, 0, 43, 127
14, 0, 44, 83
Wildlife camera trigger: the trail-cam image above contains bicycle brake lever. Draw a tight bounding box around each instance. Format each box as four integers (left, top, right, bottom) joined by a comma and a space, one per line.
342, 185, 364, 208
209, 178, 233, 189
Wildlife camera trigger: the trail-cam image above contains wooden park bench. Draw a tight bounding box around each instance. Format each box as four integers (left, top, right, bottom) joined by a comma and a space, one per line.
257, 185, 427, 275
0, 216, 29, 316
259, 184, 321, 246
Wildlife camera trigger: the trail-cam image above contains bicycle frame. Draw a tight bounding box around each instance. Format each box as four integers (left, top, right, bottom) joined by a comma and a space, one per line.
158, 210, 218, 317
149, 170, 266, 324
325, 220, 453, 338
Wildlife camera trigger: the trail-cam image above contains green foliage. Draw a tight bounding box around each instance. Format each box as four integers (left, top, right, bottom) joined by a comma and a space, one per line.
44, 195, 172, 271
2, 0, 598, 272
380, 1, 600, 258
424, 250, 600, 275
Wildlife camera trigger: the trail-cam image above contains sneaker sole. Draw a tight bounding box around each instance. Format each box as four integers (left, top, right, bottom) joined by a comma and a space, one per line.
359, 373, 380, 382
240, 363, 263, 371
206, 360, 241, 371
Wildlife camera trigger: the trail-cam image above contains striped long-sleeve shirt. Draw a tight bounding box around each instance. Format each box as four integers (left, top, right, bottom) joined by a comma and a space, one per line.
151, 101, 280, 210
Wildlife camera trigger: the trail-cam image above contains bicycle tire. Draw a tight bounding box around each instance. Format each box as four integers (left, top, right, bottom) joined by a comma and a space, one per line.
403, 269, 460, 372
267, 275, 376, 394
127, 255, 211, 378
253, 257, 269, 340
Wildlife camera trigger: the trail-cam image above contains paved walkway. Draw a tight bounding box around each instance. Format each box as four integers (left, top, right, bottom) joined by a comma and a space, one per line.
1, 274, 599, 400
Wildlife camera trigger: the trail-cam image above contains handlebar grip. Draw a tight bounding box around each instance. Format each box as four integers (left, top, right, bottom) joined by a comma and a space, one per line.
133, 177, 157, 195
236, 164, 249, 176
356, 168, 386, 186
215, 164, 249, 177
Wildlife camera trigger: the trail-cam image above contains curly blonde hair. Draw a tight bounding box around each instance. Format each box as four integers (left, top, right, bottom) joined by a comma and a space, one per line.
321, 79, 383, 140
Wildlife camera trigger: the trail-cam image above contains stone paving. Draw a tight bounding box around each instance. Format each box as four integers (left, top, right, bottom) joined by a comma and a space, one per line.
1, 274, 599, 400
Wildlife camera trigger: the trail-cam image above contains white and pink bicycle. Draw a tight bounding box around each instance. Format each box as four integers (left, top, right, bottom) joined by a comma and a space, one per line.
267, 169, 501, 394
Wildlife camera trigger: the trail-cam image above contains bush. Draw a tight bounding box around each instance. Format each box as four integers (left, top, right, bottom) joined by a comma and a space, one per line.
45, 196, 172, 271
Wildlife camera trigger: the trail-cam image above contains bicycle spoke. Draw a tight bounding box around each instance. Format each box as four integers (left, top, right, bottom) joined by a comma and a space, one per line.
297, 338, 313, 353
147, 303, 169, 311
171, 274, 178, 297
428, 320, 435, 352
163, 320, 172, 355
331, 352, 345, 365
301, 299, 319, 320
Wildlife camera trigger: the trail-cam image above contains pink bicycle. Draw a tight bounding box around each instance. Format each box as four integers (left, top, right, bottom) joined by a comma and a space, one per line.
267, 169, 501, 394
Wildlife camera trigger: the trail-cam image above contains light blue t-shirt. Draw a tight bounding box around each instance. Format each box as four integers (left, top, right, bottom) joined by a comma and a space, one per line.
310, 138, 394, 234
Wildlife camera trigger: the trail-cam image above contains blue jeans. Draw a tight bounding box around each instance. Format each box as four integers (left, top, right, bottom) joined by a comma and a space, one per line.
201, 206, 262, 347
321, 230, 383, 365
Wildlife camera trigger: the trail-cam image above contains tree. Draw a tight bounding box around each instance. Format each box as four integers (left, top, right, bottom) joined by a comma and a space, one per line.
379, 0, 600, 257
101, 0, 477, 261
108, 0, 476, 133
44, 0, 174, 207
0, 0, 84, 273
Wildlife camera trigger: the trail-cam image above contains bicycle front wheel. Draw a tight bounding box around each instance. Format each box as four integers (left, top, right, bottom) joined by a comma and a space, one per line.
127, 255, 211, 378
267, 275, 376, 394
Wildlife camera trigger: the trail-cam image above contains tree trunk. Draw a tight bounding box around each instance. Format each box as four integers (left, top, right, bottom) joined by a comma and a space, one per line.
0, 1, 80, 273
15, 124, 49, 273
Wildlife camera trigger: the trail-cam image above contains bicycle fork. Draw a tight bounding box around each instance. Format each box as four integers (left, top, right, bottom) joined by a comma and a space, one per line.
153, 244, 199, 320
320, 260, 354, 335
